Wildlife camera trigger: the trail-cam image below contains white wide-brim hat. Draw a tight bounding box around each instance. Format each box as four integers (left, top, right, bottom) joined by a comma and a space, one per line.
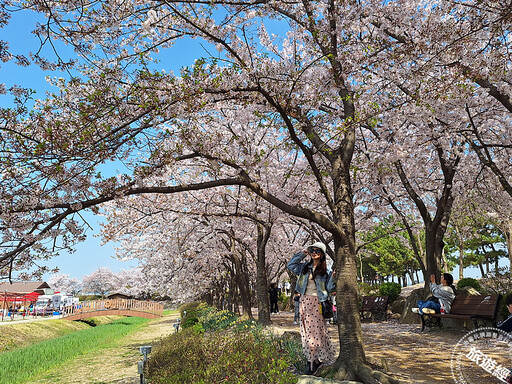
308, 242, 326, 254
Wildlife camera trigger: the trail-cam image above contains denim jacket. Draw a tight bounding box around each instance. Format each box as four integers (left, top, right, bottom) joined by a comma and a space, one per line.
287, 251, 335, 302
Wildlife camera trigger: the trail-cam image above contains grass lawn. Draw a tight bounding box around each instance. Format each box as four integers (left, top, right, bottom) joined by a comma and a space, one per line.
0, 317, 150, 384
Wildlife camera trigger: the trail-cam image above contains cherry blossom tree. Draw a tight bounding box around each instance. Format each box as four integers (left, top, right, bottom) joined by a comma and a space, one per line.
47, 273, 81, 295
2, 1, 512, 381
101, 177, 306, 324
344, 0, 512, 289
359, 111, 467, 285
114, 267, 149, 298
82, 267, 118, 297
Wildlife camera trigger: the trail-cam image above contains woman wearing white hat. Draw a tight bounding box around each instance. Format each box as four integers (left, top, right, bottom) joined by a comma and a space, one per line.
288, 241, 336, 375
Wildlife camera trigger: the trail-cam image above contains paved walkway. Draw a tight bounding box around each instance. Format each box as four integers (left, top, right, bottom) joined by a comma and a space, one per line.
0, 314, 57, 326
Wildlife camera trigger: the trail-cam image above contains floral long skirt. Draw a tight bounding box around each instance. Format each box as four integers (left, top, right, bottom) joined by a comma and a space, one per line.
299, 295, 336, 364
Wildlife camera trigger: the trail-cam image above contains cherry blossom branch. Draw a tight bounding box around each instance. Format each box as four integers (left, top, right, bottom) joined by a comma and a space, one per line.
464, 105, 512, 198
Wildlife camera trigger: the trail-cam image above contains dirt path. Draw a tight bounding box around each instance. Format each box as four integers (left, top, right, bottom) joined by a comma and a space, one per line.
26, 313, 180, 384
268, 311, 466, 384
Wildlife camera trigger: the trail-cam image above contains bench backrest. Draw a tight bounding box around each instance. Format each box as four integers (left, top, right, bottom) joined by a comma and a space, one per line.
450, 294, 502, 319
361, 295, 389, 311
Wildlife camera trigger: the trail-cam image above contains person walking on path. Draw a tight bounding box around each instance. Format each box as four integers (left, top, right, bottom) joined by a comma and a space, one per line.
293, 291, 301, 325
269, 283, 280, 314
288, 241, 336, 375
330, 295, 337, 325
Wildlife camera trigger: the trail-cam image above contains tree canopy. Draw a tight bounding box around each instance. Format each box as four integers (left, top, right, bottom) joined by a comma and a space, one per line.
1, 1, 512, 382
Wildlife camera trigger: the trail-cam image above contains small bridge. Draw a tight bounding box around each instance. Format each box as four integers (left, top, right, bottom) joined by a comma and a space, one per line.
61, 299, 163, 321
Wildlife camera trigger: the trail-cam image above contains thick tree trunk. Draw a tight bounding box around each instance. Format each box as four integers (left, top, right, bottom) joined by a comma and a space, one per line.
424, 227, 443, 286
326, 159, 387, 382
423, 199, 453, 287
326, 207, 403, 383
232, 254, 253, 318
255, 223, 271, 325
334, 233, 366, 367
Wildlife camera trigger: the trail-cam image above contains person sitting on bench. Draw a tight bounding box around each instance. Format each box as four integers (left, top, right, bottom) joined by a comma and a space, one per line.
498, 294, 512, 333
412, 273, 456, 315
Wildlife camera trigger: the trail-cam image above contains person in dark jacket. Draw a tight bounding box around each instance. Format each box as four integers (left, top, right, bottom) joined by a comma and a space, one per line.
498, 294, 512, 333
268, 283, 280, 313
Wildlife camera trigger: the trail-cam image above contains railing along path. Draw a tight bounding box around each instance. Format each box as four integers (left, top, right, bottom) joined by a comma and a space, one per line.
61, 299, 163, 320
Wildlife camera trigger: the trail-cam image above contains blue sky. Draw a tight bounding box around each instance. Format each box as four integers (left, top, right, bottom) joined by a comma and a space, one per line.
1, 10, 132, 280
1, 8, 209, 280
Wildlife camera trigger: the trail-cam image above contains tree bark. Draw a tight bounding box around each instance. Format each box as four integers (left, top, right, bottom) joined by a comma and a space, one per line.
479, 263, 485, 277
231, 253, 253, 318
455, 223, 465, 279
255, 222, 271, 325
334, 232, 366, 367
394, 146, 459, 287
329, 152, 371, 376
424, 224, 447, 285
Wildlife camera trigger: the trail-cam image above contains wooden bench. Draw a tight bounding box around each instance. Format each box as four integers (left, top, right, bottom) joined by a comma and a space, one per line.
360, 295, 389, 322
418, 294, 502, 331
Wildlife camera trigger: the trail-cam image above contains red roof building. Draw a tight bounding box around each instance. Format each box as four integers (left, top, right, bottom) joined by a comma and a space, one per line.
0, 281, 51, 310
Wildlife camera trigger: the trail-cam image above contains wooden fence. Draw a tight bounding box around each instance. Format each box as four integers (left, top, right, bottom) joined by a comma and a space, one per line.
61, 299, 163, 320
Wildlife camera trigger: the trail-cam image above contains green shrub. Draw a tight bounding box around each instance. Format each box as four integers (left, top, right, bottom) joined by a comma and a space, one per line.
267, 331, 306, 373
178, 301, 203, 328
190, 323, 205, 335
359, 282, 379, 296
181, 316, 199, 328
188, 303, 240, 331
378, 282, 401, 303
146, 330, 208, 383
280, 295, 290, 309
457, 277, 481, 292
147, 303, 300, 383
179, 301, 202, 318
146, 329, 298, 384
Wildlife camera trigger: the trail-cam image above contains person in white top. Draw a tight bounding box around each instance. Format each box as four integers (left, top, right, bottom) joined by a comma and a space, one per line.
412, 273, 456, 315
